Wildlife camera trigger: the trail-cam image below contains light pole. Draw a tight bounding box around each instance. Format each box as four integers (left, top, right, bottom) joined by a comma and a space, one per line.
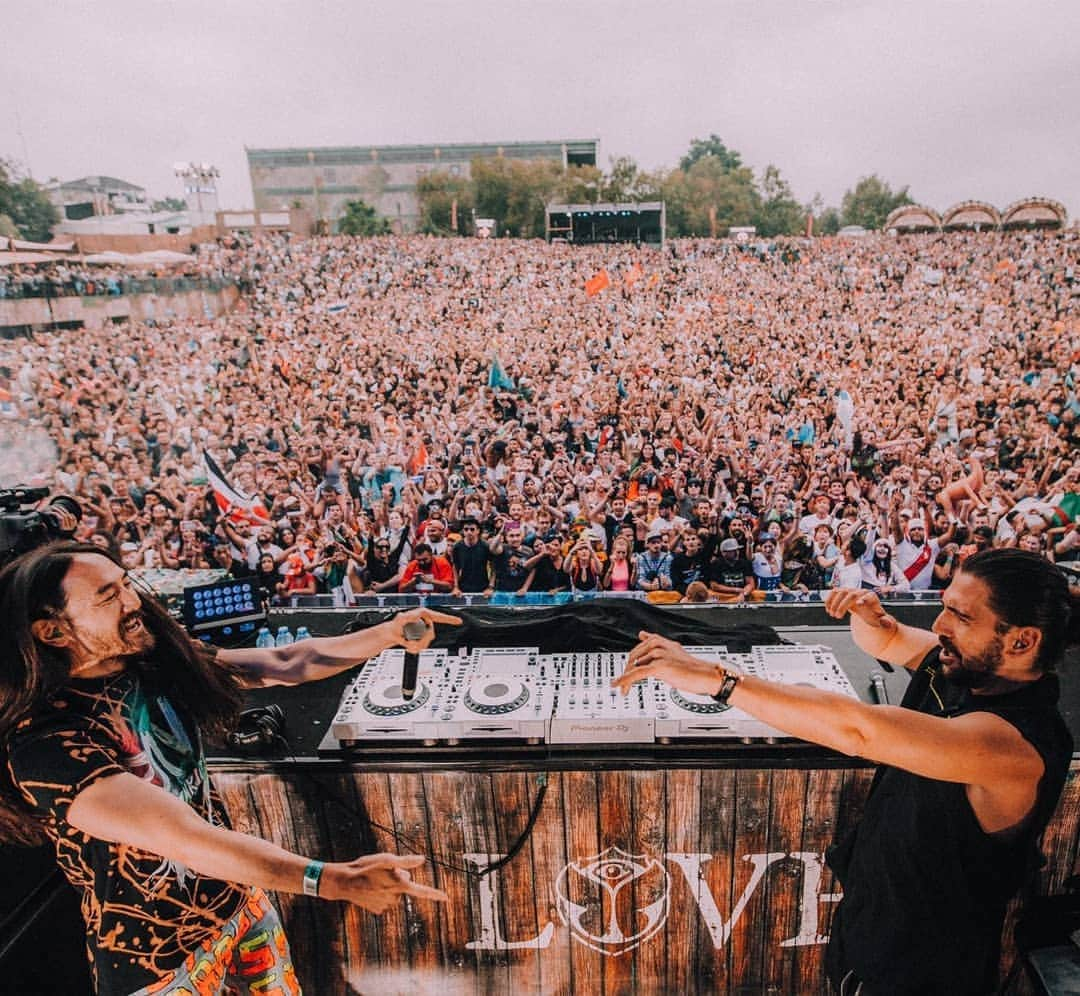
172, 162, 220, 223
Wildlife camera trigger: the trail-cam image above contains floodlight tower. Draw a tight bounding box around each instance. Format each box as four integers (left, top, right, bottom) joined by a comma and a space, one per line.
173, 162, 220, 221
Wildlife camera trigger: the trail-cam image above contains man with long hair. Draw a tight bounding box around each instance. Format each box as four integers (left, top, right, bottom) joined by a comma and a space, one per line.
616, 549, 1078, 995
0, 542, 457, 995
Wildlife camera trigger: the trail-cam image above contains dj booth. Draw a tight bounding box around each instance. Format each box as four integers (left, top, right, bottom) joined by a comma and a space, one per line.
3, 599, 1079, 994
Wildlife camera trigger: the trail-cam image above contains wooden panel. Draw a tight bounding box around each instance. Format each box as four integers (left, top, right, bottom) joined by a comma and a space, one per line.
728, 768, 771, 993
210, 760, 1080, 995
529, 770, 572, 996
764, 769, 809, 996
488, 771, 545, 995
561, 769, 604, 995
423, 771, 487, 988
794, 767, 846, 995
629, 770, 668, 994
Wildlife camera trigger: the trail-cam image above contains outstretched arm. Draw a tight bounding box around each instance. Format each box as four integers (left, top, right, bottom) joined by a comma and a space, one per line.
614, 632, 1044, 832
68, 774, 446, 914
217, 608, 461, 686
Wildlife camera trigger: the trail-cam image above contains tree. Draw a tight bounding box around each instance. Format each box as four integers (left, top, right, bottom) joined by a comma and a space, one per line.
337, 199, 390, 236
679, 134, 743, 174
416, 172, 474, 235
663, 157, 760, 237
0, 157, 59, 242
151, 197, 187, 212
840, 175, 913, 230
754, 165, 805, 237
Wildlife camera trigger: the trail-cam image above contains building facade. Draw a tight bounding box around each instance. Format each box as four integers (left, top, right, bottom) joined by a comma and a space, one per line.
246, 139, 598, 233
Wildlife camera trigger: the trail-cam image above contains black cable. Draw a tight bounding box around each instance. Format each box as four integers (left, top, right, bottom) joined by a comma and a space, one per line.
268, 732, 548, 879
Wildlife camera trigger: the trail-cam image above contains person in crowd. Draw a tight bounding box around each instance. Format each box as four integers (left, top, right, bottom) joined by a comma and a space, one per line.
0, 542, 457, 994
564, 541, 602, 593
861, 537, 911, 595
635, 533, 673, 593
450, 517, 493, 595
398, 543, 454, 595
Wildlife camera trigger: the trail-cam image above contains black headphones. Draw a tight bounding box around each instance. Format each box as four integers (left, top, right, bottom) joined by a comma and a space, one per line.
227, 704, 285, 752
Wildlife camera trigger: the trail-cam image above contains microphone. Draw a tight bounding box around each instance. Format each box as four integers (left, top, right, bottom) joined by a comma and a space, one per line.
401, 619, 429, 701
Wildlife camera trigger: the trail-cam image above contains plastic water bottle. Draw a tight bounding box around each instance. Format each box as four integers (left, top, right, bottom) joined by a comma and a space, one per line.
294, 626, 311, 642
274, 626, 294, 647
255, 626, 274, 649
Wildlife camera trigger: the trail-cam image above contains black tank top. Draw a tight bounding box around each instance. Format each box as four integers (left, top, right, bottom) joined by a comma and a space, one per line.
825, 649, 1073, 995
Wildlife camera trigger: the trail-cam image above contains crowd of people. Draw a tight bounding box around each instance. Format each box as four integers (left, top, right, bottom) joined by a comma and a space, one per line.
0, 255, 229, 299
3, 227, 1078, 602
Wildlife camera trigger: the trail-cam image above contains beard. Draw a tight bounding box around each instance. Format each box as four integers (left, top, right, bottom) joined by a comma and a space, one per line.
939, 633, 1005, 689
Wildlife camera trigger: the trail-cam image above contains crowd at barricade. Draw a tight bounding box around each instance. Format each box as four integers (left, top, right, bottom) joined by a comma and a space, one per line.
0, 254, 237, 299
3, 228, 1078, 603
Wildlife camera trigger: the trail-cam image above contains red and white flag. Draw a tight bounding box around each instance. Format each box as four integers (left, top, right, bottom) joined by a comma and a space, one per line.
204, 453, 271, 525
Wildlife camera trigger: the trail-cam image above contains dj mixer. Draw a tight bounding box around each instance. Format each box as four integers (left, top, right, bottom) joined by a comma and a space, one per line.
330, 643, 861, 747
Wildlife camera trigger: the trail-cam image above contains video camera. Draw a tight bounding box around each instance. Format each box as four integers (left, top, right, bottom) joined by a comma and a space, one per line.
0, 486, 82, 565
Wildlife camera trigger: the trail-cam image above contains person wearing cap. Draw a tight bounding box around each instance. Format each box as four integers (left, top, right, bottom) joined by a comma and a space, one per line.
708, 537, 757, 602
635, 533, 673, 592
891, 500, 955, 591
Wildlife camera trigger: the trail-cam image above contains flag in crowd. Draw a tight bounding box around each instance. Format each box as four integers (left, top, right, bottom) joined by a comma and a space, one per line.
585, 270, 611, 296
203, 453, 271, 525
487, 354, 515, 390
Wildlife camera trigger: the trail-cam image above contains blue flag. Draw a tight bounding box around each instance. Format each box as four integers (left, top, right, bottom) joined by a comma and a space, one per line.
488, 355, 515, 390
617, 377, 628, 400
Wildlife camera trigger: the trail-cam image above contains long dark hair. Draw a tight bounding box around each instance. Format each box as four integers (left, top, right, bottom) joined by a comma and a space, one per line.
959, 548, 1080, 673
0, 542, 245, 845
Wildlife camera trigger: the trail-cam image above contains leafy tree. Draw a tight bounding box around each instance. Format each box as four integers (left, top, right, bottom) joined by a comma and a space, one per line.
754, 165, 805, 236
663, 157, 760, 236
416, 171, 474, 235
601, 156, 638, 202
679, 134, 743, 174
0, 157, 59, 242
815, 207, 841, 236
840, 175, 912, 230
473, 158, 563, 238
337, 198, 390, 236
151, 196, 187, 212
552, 164, 603, 205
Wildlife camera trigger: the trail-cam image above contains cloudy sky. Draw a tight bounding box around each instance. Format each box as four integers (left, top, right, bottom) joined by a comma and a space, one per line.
4, 1, 1078, 219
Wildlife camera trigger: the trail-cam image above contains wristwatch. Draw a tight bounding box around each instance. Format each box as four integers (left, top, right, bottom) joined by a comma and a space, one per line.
711, 666, 743, 706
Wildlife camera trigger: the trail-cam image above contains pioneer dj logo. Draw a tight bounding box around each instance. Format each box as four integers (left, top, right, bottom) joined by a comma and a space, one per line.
465, 849, 838, 955
554, 847, 669, 955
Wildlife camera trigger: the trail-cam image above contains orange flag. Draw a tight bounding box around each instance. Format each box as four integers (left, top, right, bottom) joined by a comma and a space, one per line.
408, 440, 429, 475
646, 272, 661, 289
585, 270, 611, 296
624, 263, 643, 287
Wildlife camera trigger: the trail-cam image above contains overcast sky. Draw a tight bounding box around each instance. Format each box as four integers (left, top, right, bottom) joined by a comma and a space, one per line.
4, 1, 1078, 219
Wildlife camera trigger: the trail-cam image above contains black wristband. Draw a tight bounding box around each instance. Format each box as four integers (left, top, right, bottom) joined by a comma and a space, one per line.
711, 668, 741, 706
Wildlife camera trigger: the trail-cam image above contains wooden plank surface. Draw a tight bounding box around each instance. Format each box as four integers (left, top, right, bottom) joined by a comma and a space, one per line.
729, 768, 772, 994
210, 758, 1080, 995
561, 768, 604, 996
764, 768, 809, 996
629, 770, 667, 995
794, 767, 846, 995
694, 766, 736, 995
530, 770, 573, 996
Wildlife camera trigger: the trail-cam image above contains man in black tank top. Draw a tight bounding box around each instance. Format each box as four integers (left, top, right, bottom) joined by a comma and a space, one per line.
615, 549, 1078, 996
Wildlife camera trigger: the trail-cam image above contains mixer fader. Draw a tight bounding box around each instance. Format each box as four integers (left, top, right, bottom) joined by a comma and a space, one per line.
547, 652, 656, 744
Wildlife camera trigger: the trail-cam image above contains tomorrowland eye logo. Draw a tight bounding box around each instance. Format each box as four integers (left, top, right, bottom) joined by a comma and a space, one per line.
554, 847, 670, 956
